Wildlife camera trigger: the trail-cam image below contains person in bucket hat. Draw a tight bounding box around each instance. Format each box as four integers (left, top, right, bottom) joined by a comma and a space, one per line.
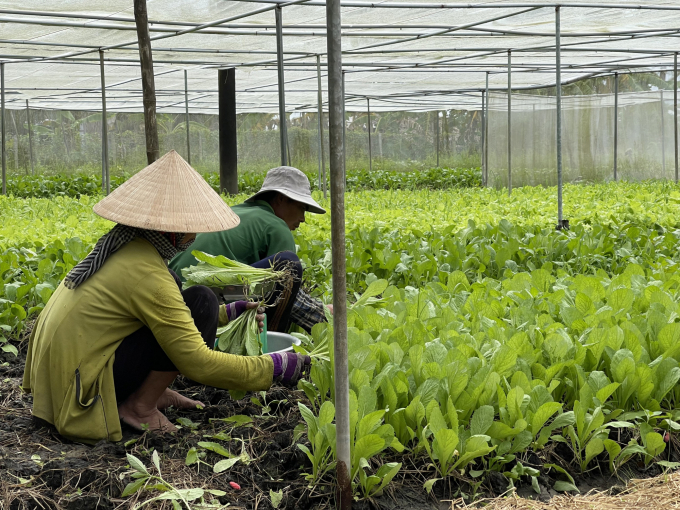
248, 165, 326, 216
22, 152, 310, 444
170, 166, 331, 333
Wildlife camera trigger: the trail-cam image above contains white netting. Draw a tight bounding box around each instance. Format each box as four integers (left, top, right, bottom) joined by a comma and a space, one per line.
2, 1, 680, 113
0, 108, 483, 175
487, 90, 674, 187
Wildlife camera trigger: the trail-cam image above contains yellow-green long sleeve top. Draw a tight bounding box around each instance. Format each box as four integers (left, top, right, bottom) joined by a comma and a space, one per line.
22, 238, 274, 444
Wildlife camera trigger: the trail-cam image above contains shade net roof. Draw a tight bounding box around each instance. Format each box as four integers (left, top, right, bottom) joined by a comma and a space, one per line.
1, 0, 680, 113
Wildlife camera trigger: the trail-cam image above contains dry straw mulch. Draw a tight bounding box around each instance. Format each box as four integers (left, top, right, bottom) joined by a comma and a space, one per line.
446, 472, 680, 510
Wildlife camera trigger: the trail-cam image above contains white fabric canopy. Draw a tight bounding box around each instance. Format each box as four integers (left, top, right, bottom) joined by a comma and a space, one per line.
1, 0, 680, 113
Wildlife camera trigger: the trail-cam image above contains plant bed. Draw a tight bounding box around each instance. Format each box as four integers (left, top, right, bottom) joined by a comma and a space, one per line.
5, 185, 680, 508
2, 340, 678, 510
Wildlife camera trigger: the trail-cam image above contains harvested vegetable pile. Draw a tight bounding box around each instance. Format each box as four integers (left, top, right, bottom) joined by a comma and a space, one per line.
215, 308, 262, 356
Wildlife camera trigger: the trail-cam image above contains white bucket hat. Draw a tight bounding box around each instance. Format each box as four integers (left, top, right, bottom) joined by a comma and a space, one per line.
246, 166, 326, 214
94, 150, 240, 233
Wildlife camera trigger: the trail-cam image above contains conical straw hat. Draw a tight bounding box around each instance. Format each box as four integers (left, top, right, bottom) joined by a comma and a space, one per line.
93, 150, 240, 233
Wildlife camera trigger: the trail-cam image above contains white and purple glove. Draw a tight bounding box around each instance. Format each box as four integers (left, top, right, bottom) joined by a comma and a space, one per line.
268, 352, 311, 387
224, 301, 248, 322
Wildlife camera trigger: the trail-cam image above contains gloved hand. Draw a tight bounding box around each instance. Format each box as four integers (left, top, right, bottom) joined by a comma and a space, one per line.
223, 301, 265, 332
268, 352, 311, 387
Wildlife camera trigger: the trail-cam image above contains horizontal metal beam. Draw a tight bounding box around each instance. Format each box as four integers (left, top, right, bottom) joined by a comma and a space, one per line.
0, 39, 313, 55
3, 52, 675, 74
3, 16, 491, 37
18, 0, 313, 64
5, 38, 680, 57
231, 0, 680, 11
346, 6, 540, 53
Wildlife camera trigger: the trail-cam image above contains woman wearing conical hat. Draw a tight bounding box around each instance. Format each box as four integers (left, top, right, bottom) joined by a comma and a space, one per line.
21, 151, 310, 444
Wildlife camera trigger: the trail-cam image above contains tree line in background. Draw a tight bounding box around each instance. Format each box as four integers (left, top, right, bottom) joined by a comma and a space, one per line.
0, 108, 482, 176
532, 71, 673, 96
3, 71, 671, 177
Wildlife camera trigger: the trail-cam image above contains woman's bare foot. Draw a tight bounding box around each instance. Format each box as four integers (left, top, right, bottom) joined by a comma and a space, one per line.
118, 400, 177, 433
156, 388, 205, 411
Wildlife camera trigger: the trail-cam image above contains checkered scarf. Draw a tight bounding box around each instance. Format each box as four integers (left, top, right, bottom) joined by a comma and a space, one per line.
63, 224, 194, 290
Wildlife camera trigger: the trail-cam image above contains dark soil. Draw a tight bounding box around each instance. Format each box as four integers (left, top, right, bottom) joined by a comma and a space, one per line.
1, 334, 676, 510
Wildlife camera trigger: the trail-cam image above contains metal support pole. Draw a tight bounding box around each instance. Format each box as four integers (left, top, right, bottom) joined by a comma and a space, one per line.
184, 69, 191, 165
675, 52, 678, 183
99, 50, 109, 195
367, 97, 372, 172
325, 0, 351, 507
614, 72, 618, 181
485, 71, 489, 187
481, 92, 485, 181
661, 89, 666, 176
435, 110, 440, 168
275, 5, 288, 166
1, 63, 5, 196
556, 6, 564, 228
316, 54, 327, 198
507, 50, 512, 195
26, 99, 34, 175
342, 71, 346, 182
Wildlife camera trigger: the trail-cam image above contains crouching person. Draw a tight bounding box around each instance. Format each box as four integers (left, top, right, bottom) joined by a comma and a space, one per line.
170, 165, 331, 333
21, 151, 310, 444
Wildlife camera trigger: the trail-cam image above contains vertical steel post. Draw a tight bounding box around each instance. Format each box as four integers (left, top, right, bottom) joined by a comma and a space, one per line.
26, 99, 34, 175
675, 53, 678, 183
317, 54, 327, 197
556, 6, 563, 227
275, 6, 288, 166
342, 71, 346, 182
481, 92, 485, 182
367, 97, 372, 172
325, 0, 351, 507
661, 89, 666, 176
184, 69, 191, 165
435, 110, 440, 167
485, 71, 489, 187
507, 50, 512, 195
1, 63, 5, 196
614, 72, 618, 181
99, 50, 109, 195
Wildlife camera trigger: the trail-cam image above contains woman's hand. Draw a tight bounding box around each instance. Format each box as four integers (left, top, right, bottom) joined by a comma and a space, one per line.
268, 352, 311, 387
244, 302, 266, 333
224, 301, 266, 332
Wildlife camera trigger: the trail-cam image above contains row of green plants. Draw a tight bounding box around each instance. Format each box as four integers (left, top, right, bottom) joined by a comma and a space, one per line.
4, 182, 680, 344
3, 182, 680, 502
294, 263, 680, 495
2, 166, 481, 199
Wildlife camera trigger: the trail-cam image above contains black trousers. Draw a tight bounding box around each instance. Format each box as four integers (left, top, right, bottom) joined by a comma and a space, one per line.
252, 251, 302, 333
112, 269, 219, 404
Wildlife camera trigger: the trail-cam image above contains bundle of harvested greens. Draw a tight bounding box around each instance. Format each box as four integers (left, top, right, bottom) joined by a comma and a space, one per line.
215, 307, 263, 355
182, 250, 287, 289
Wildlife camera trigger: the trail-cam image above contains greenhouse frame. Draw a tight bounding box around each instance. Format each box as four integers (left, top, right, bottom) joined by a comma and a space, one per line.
2, 1, 680, 201
3, 3, 680, 504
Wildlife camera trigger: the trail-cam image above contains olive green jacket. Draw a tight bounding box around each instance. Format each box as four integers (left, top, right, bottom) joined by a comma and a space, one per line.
22, 238, 274, 444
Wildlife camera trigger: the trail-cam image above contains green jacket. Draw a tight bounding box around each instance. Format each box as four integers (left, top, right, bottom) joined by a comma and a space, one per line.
22, 238, 274, 444
169, 201, 295, 278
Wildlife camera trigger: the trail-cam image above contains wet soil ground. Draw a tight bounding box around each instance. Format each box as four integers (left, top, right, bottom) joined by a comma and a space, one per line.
1, 335, 677, 510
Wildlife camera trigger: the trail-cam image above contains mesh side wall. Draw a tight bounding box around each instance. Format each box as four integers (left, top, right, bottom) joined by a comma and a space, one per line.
1, 109, 483, 176
487, 91, 674, 188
